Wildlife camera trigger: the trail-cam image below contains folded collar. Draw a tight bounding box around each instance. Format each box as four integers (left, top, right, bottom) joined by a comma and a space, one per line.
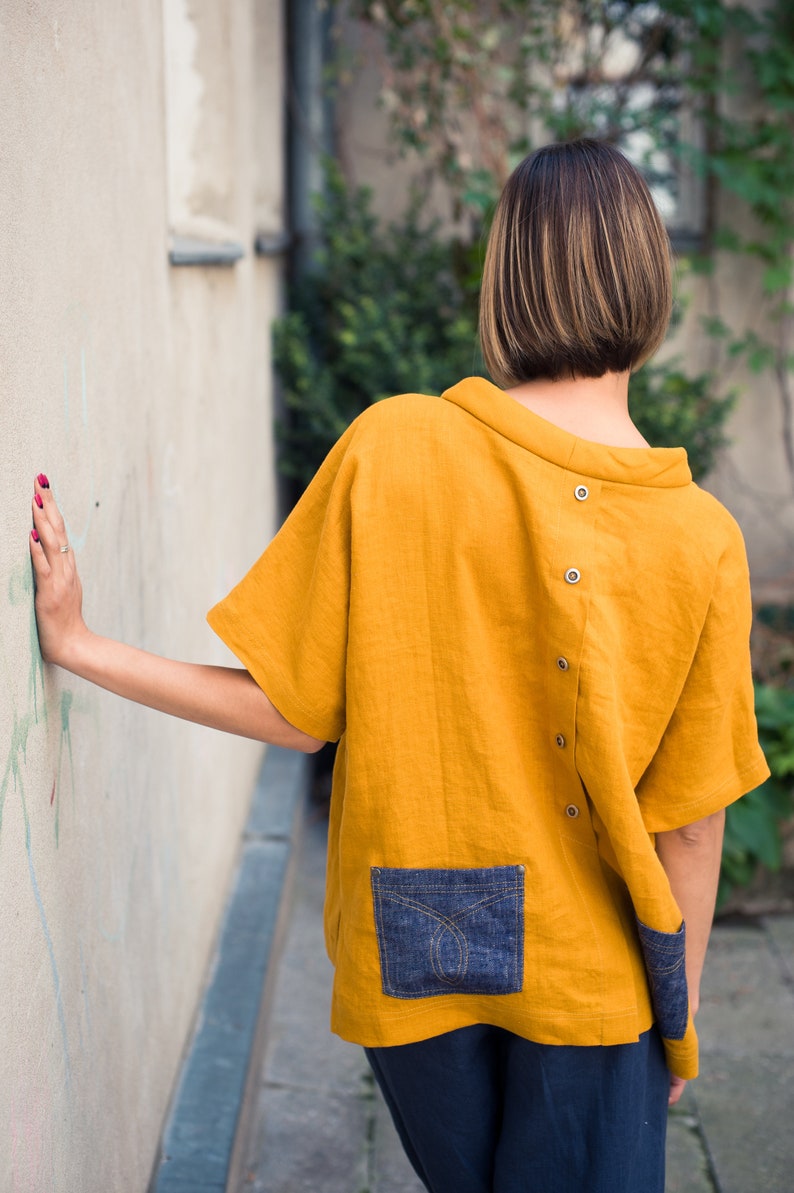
441, 377, 692, 488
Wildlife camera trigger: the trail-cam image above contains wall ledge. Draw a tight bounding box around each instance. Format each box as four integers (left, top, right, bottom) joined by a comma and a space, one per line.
168, 236, 246, 267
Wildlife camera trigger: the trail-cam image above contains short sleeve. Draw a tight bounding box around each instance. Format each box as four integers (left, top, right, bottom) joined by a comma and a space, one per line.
206, 423, 358, 743
636, 520, 770, 832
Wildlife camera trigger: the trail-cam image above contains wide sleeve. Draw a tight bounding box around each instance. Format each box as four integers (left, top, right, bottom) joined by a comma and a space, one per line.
636, 520, 770, 833
206, 423, 359, 743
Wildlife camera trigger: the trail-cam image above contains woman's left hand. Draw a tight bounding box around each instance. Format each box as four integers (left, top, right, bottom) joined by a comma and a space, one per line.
29, 474, 89, 669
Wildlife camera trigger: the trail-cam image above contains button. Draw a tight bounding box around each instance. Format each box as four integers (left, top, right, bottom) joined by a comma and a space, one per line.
564, 568, 581, 584
565, 804, 580, 819
574, 485, 589, 501
555, 734, 566, 748
556, 656, 569, 671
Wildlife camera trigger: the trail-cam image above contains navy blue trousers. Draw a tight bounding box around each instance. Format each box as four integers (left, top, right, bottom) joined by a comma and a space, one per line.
365, 1025, 669, 1193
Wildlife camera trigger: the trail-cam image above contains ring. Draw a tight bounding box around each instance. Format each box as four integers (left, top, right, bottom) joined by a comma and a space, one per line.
59, 543, 71, 554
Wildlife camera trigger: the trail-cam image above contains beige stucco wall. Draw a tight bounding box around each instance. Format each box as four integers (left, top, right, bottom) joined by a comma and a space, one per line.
0, 2, 285, 1190
675, 260, 794, 601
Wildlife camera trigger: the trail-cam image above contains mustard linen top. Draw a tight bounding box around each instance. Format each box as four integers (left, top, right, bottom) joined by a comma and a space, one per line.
208, 377, 769, 1080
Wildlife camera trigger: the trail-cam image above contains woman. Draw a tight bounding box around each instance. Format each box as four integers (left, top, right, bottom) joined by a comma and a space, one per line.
30, 140, 768, 1193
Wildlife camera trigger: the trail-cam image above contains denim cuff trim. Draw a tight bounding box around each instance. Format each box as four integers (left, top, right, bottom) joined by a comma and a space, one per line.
636, 917, 689, 1041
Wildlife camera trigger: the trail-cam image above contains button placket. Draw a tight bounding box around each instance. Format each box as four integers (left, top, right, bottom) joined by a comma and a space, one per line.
553, 477, 595, 815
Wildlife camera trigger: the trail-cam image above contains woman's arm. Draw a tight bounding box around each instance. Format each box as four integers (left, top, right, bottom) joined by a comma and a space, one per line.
29, 476, 325, 753
655, 806, 726, 1103
655, 808, 726, 1015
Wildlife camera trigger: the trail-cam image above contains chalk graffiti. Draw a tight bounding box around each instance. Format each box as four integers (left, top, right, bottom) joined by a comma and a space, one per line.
7, 562, 45, 726
52, 691, 75, 848
1, 566, 76, 855
0, 566, 45, 838
0, 302, 98, 1091
0, 697, 72, 1088
25, 837, 71, 1088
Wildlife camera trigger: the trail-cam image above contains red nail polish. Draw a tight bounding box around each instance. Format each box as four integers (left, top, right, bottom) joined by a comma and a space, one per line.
31, 529, 39, 542
37, 473, 50, 488
34, 493, 43, 508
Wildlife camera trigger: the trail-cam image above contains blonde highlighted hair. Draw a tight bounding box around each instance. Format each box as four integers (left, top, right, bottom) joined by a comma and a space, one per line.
479, 140, 672, 386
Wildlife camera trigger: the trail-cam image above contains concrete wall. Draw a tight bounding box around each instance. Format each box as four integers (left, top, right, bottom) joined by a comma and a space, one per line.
0, 2, 285, 1190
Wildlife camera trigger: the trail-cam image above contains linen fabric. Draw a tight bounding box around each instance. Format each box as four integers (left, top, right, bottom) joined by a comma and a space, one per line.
365, 1023, 669, 1193
207, 376, 769, 1079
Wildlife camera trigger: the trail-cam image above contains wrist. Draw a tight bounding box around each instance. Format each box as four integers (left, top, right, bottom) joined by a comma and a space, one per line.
52, 623, 96, 675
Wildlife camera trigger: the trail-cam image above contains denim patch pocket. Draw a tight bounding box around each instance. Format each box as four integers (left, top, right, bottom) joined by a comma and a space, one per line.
636, 918, 689, 1041
371, 865, 524, 999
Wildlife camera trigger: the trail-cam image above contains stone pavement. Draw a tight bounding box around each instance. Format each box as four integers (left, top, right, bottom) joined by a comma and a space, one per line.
235, 810, 794, 1193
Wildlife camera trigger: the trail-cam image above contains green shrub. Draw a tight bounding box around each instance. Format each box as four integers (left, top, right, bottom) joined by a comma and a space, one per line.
273, 167, 483, 489
628, 363, 735, 483
718, 683, 794, 906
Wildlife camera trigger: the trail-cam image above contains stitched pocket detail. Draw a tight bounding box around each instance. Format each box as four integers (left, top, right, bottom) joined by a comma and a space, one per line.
636, 918, 689, 1040
371, 865, 524, 999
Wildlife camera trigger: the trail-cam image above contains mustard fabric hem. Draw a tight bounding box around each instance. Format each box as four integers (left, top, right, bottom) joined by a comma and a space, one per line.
662, 1017, 700, 1081
331, 996, 656, 1051
331, 991, 698, 1079
641, 754, 770, 834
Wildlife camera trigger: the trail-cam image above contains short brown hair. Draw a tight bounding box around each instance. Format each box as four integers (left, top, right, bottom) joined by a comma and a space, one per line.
479, 140, 672, 385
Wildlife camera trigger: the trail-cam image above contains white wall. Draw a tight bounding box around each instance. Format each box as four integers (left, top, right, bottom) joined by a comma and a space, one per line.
0, 2, 285, 1189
